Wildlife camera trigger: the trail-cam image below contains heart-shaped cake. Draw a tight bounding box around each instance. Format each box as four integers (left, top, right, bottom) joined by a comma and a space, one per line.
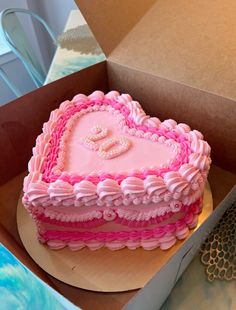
23, 91, 211, 250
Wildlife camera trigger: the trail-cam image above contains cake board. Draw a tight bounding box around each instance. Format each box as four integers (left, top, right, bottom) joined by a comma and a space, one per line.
17, 182, 213, 292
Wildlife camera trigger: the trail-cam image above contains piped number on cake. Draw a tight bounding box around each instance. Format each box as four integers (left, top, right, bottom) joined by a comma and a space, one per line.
81, 125, 131, 159
81, 125, 108, 151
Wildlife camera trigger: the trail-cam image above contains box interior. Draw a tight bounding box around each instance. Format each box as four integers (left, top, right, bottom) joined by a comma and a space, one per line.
0, 62, 236, 310
1, 1, 236, 308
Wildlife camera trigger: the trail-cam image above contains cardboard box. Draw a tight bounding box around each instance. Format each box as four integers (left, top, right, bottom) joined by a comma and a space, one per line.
0, 1, 236, 309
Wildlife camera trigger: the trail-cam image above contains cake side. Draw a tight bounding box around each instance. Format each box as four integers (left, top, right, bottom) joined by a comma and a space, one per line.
25, 197, 203, 250
22, 90, 211, 250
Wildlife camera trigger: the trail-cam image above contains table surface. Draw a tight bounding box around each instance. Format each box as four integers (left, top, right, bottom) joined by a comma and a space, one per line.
45, 10, 105, 84
0, 165, 236, 310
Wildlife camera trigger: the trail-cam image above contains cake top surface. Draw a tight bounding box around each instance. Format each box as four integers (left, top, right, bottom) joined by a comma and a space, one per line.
66, 110, 176, 174
23, 91, 211, 208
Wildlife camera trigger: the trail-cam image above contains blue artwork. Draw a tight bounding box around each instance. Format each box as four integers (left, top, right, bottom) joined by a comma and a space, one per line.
0, 243, 79, 310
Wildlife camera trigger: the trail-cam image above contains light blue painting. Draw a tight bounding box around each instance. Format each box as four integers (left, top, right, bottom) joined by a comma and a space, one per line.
0, 243, 79, 310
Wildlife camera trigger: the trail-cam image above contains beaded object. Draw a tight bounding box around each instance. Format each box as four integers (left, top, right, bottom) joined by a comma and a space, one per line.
201, 200, 236, 281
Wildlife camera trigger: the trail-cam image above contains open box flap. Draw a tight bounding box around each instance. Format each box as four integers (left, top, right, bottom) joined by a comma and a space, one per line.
75, 0, 155, 56
76, 0, 236, 101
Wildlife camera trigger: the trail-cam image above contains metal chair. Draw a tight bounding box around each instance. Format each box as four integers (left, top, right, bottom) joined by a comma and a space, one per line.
0, 8, 57, 88
0, 68, 22, 97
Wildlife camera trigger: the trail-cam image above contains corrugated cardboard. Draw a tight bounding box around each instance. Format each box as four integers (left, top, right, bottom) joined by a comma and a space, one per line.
1, 1, 236, 309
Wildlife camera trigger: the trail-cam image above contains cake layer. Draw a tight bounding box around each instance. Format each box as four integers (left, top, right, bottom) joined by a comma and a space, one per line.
25, 199, 201, 229
36, 200, 202, 251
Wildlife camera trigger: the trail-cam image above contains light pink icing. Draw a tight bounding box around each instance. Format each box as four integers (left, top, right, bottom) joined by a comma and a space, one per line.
97, 179, 121, 201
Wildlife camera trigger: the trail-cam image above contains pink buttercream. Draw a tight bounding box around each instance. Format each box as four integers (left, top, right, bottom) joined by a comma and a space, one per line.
23, 90, 211, 251
121, 177, 145, 196
97, 179, 121, 201
27, 181, 49, 205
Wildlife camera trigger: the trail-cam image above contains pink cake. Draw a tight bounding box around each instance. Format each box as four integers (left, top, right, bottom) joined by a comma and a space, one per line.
23, 91, 211, 251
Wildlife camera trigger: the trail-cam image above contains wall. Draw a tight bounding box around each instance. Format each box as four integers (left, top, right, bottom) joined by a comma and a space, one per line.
27, 0, 78, 71
0, 0, 77, 105
0, 0, 46, 70
0, 55, 35, 105
0, 0, 40, 105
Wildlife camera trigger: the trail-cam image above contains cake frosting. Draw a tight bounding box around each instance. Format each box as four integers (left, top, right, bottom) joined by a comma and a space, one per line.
22, 90, 211, 250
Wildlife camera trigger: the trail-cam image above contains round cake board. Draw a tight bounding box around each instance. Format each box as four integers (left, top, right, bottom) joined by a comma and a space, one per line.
17, 182, 213, 292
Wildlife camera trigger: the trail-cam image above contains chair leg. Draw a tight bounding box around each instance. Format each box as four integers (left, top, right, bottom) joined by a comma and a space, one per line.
0, 68, 22, 97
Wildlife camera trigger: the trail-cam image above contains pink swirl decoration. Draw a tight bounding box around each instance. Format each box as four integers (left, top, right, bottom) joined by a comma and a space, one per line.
164, 171, 189, 193
97, 179, 121, 202
121, 177, 145, 196
74, 180, 97, 206
170, 200, 182, 212
160, 119, 177, 130
48, 180, 74, 204
144, 175, 167, 197
191, 139, 211, 156
103, 209, 117, 221
23, 172, 42, 193
28, 155, 45, 173
27, 181, 49, 205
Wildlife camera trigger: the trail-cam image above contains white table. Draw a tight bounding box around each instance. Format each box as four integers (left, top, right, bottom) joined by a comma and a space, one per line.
45, 10, 105, 84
